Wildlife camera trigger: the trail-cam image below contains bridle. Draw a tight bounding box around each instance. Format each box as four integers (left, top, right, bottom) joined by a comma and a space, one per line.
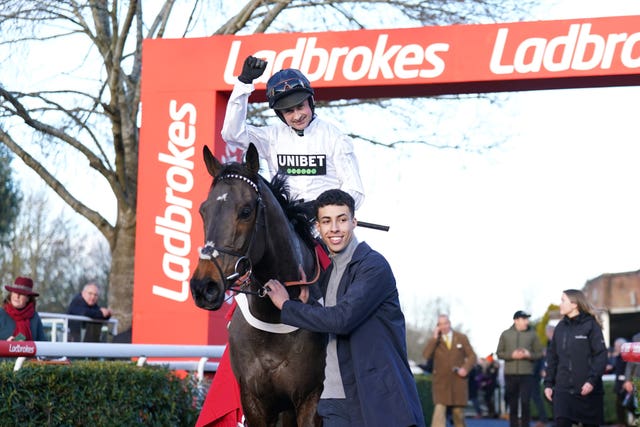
198, 172, 320, 298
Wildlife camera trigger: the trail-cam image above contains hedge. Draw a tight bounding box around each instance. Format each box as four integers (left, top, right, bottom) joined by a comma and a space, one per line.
0, 361, 199, 426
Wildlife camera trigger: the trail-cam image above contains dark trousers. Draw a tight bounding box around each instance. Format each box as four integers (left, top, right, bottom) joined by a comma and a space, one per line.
505, 374, 534, 427
483, 386, 498, 417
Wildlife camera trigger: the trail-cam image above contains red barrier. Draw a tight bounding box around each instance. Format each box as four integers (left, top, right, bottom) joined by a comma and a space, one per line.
621, 342, 640, 363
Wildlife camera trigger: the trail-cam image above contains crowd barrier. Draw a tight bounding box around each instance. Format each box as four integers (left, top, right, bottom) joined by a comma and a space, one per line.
0, 341, 225, 380
39, 312, 119, 342
621, 341, 640, 363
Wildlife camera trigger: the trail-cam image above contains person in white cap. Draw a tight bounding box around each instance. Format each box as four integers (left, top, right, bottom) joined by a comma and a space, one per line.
0, 276, 45, 341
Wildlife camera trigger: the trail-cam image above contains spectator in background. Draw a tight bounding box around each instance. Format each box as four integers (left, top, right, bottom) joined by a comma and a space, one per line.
423, 313, 477, 427
479, 354, 500, 418
496, 310, 544, 427
531, 352, 550, 427
544, 323, 556, 349
610, 337, 630, 426
529, 323, 556, 427
67, 283, 112, 342
622, 332, 640, 425
0, 277, 46, 341
544, 289, 608, 427
468, 362, 483, 418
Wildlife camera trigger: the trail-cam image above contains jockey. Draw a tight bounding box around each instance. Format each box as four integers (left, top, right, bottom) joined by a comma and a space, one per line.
221, 56, 365, 211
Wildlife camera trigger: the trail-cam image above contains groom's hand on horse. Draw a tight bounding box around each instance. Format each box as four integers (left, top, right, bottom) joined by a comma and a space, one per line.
265, 279, 289, 310
238, 56, 267, 84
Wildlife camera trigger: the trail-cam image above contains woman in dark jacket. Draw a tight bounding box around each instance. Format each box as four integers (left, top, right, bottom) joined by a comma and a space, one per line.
544, 289, 607, 427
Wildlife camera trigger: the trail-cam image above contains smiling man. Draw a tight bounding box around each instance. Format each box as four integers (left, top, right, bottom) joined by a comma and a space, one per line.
265, 189, 424, 427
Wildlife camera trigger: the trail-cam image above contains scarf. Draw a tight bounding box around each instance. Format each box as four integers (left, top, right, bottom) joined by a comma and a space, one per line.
4, 300, 35, 341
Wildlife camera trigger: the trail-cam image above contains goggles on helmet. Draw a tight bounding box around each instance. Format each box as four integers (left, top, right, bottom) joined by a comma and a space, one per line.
267, 78, 311, 100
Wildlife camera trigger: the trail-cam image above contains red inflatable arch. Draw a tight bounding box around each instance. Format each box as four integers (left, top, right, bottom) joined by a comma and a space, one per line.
134, 15, 640, 346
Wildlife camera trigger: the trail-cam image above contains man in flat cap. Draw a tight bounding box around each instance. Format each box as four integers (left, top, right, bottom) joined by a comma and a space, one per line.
497, 310, 545, 427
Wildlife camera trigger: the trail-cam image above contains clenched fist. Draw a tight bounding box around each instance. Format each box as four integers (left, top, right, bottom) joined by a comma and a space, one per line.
238, 56, 267, 84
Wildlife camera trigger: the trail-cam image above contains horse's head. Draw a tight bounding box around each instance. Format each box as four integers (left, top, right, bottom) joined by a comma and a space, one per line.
189, 143, 264, 310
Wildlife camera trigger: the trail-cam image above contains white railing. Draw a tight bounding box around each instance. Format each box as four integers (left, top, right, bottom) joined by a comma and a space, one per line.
39, 312, 119, 342
0, 341, 225, 381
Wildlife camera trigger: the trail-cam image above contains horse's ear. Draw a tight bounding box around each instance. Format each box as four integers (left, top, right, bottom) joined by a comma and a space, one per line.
203, 145, 222, 177
245, 143, 260, 175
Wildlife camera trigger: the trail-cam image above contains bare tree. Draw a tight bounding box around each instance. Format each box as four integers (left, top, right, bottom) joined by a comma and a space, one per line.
0, 188, 110, 313
0, 0, 536, 331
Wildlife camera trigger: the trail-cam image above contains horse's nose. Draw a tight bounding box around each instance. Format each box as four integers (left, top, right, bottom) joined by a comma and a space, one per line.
204, 290, 217, 303
190, 277, 224, 310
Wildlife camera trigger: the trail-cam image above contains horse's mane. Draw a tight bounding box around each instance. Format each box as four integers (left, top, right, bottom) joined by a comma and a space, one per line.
217, 163, 316, 251
267, 173, 317, 251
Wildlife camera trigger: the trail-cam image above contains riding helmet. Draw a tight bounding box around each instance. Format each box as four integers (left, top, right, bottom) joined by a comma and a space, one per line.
266, 69, 315, 111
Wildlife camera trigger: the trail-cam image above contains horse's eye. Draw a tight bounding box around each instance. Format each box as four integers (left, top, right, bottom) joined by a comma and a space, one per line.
239, 205, 253, 220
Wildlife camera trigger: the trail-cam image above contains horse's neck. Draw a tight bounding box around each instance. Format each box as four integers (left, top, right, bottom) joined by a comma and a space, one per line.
258, 195, 315, 283
245, 196, 314, 322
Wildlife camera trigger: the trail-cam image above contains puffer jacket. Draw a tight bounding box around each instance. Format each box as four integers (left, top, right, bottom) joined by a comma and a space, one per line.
496, 324, 544, 375
544, 312, 608, 394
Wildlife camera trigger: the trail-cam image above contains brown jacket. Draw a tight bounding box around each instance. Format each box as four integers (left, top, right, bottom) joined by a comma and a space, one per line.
423, 330, 477, 406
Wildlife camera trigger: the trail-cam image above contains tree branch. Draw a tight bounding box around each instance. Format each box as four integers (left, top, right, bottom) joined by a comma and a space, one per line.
0, 88, 115, 178
214, 0, 268, 35
146, 0, 176, 38
0, 127, 114, 241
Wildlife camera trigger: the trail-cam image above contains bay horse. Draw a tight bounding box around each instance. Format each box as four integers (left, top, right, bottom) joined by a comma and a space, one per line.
190, 143, 325, 427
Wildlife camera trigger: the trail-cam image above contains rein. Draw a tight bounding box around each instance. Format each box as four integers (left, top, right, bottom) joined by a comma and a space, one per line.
198, 172, 320, 298
283, 255, 321, 287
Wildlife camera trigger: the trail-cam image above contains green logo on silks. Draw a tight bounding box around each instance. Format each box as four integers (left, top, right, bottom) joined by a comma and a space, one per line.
287, 168, 317, 175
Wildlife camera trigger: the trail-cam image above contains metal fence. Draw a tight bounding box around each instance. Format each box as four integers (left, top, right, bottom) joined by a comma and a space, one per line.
39, 312, 119, 343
